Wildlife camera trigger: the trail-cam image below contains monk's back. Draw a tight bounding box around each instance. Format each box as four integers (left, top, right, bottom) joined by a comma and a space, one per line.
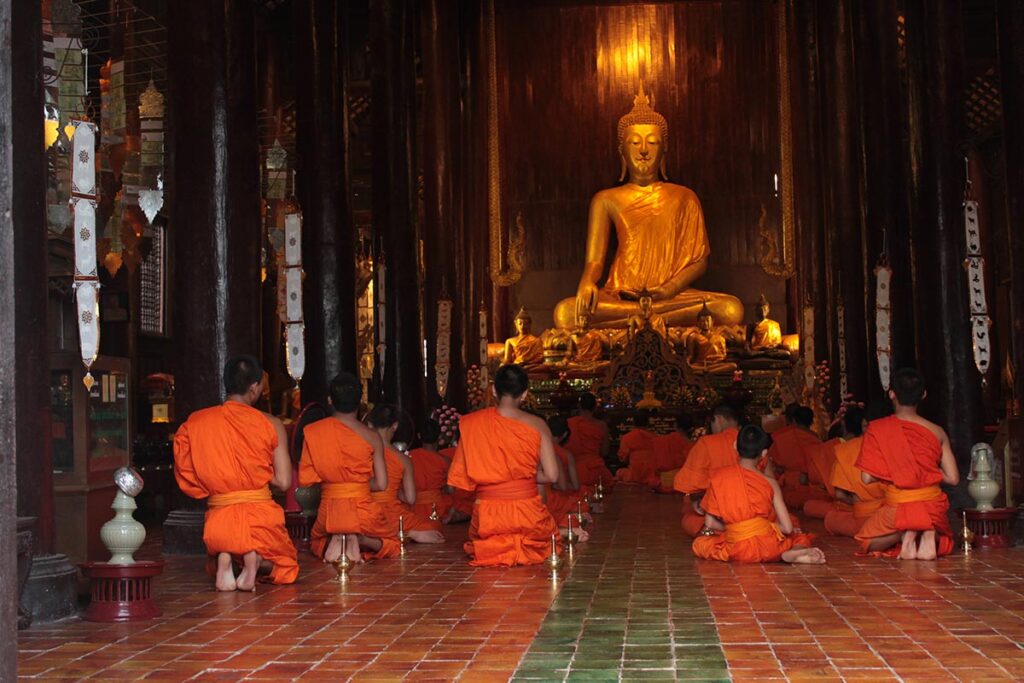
377, 449, 404, 499
178, 403, 276, 493
410, 448, 448, 490
673, 427, 739, 493
301, 418, 373, 483
566, 416, 604, 458
455, 408, 541, 484
706, 466, 774, 523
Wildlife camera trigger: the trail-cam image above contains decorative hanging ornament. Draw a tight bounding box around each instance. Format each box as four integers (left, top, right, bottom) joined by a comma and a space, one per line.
282, 211, 305, 382
962, 174, 992, 382
836, 302, 848, 399
435, 297, 453, 399
801, 303, 815, 391
376, 255, 387, 381
875, 256, 893, 391
71, 120, 100, 388
478, 302, 489, 388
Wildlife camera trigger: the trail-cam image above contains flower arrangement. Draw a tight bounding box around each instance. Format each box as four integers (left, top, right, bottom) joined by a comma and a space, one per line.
465, 365, 485, 411
732, 369, 744, 384
678, 384, 719, 409
431, 404, 461, 448
608, 385, 633, 409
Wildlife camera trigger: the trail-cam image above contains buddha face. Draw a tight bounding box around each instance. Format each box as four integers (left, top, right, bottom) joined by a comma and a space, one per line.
576, 312, 590, 332
620, 124, 664, 184
515, 316, 531, 336
758, 301, 770, 320
697, 314, 713, 334
639, 295, 653, 318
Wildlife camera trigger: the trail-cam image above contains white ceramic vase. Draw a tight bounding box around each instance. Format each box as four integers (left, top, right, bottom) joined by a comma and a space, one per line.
100, 491, 146, 564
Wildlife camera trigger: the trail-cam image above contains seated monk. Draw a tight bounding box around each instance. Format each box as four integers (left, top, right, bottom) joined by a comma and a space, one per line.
567, 393, 615, 492
802, 422, 844, 520
544, 415, 591, 541
441, 430, 474, 524
855, 369, 959, 560
673, 405, 742, 537
769, 406, 830, 510
652, 414, 695, 492
616, 410, 657, 483
448, 364, 562, 566
173, 355, 299, 590
408, 420, 455, 523
299, 372, 395, 564
823, 407, 885, 537
693, 425, 824, 564
366, 404, 445, 546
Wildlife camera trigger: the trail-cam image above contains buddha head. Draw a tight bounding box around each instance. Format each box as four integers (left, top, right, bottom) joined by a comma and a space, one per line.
514, 307, 532, 336
576, 310, 591, 332
617, 84, 668, 184
638, 293, 654, 320
697, 301, 714, 334
757, 294, 770, 322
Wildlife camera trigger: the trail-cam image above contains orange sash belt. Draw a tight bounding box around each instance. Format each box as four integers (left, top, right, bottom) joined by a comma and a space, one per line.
853, 498, 884, 519
415, 489, 443, 504
725, 516, 782, 543
370, 490, 395, 503
476, 479, 537, 501
884, 484, 942, 506
322, 482, 371, 500
208, 488, 271, 507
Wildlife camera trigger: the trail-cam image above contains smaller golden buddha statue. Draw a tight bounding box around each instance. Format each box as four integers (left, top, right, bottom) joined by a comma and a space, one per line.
636, 370, 662, 410
685, 302, 737, 375
743, 294, 792, 361
504, 307, 545, 368
569, 312, 606, 363
627, 294, 668, 339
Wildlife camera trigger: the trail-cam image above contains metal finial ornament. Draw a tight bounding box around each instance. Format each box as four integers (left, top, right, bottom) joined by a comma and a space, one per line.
576, 499, 585, 527
332, 534, 352, 582
547, 534, 562, 569
429, 503, 439, 521
961, 511, 975, 556
398, 516, 407, 556
566, 514, 577, 546
595, 478, 605, 502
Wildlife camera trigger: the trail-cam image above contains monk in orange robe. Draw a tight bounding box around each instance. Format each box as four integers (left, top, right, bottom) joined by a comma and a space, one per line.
673, 405, 742, 537
448, 364, 562, 566
823, 407, 885, 537
855, 369, 959, 560
769, 406, 829, 509
173, 355, 299, 590
693, 425, 824, 564
442, 437, 475, 524
408, 420, 454, 522
299, 372, 395, 563
543, 415, 591, 540
365, 405, 445, 547
567, 393, 615, 491
616, 411, 657, 483
652, 414, 695, 491
802, 425, 842, 520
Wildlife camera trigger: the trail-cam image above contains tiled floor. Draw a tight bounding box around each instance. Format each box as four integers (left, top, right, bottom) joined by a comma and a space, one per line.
16, 488, 1024, 682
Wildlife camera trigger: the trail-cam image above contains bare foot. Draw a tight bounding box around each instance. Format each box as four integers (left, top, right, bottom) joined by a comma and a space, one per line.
917, 530, 938, 561
324, 534, 344, 563
573, 527, 591, 543
783, 547, 826, 564
898, 530, 918, 560
347, 534, 364, 564
409, 529, 445, 544
236, 551, 261, 592
215, 553, 237, 592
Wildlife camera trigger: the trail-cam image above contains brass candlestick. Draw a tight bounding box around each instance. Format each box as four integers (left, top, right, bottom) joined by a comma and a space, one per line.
398, 515, 408, 556
332, 533, 352, 582
429, 503, 439, 521
595, 478, 605, 502
547, 534, 562, 569
566, 513, 577, 546
576, 499, 586, 527
961, 510, 975, 555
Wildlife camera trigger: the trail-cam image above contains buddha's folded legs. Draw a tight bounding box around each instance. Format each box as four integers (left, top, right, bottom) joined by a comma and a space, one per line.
554, 289, 743, 330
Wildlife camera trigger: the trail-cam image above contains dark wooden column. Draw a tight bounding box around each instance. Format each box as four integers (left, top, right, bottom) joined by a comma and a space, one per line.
0, 0, 18, 663
165, 0, 261, 552
853, 0, 916, 381
11, 0, 77, 624
904, 0, 980, 483
998, 0, 1024, 416
422, 0, 465, 411
370, 0, 425, 418
817, 0, 869, 404
295, 0, 358, 406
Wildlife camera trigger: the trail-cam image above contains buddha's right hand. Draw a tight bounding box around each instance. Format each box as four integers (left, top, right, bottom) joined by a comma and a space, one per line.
575, 283, 599, 320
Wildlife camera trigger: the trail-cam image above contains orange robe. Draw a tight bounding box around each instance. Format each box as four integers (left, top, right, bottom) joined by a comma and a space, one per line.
448, 408, 560, 566
692, 465, 816, 562
299, 419, 398, 559
374, 448, 442, 541
409, 447, 453, 520
616, 427, 657, 483
442, 446, 476, 516
546, 445, 589, 523
173, 402, 299, 584
802, 438, 841, 519
566, 416, 615, 490
769, 426, 827, 509
823, 436, 885, 537
854, 416, 953, 556
673, 428, 740, 537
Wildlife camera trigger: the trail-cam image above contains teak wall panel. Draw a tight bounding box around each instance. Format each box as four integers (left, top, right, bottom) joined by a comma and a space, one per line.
496, 0, 782, 325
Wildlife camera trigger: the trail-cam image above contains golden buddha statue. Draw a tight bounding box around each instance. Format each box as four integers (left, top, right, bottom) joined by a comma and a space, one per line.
627, 293, 668, 339
503, 307, 544, 368
568, 312, 605, 363
553, 86, 744, 331
685, 302, 737, 375
743, 294, 792, 362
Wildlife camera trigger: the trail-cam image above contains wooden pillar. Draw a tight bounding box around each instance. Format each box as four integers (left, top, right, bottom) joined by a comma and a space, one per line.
817, 0, 869, 404
370, 0, 424, 418
422, 0, 465, 411
165, 0, 261, 553
998, 0, 1024, 415
295, 0, 358, 407
904, 0, 980, 481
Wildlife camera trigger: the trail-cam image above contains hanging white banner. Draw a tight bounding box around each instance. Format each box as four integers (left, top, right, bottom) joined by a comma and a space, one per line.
70, 121, 96, 196
286, 323, 305, 381
285, 267, 302, 323
971, 316, 992, 375
75, 280, 100, 368
875, 264, 893, 390
72, 197, 97, 277
284, 212, 302, 266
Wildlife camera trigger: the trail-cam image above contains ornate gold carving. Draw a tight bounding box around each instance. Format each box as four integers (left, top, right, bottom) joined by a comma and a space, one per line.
138, 79, 164, 119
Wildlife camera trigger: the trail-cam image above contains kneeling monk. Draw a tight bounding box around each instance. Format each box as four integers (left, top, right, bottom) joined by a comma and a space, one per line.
615, 411, 657, 483
408, 420, 454, 522
693, 425, 824, 564
855, 369, 959, 559
448, 364, 562, 566
299, 372, 394, 563
545, 415, 591, 541
174, 355, 299, 590
822, 407, 884, 536
567, 393, 615, 491
673, 405, 741, 537
366, 404, 445, 545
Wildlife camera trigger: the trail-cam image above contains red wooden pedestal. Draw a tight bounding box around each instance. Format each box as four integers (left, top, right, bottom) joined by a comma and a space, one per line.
965, 508, 1015, 549
79, 561, 164, 622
